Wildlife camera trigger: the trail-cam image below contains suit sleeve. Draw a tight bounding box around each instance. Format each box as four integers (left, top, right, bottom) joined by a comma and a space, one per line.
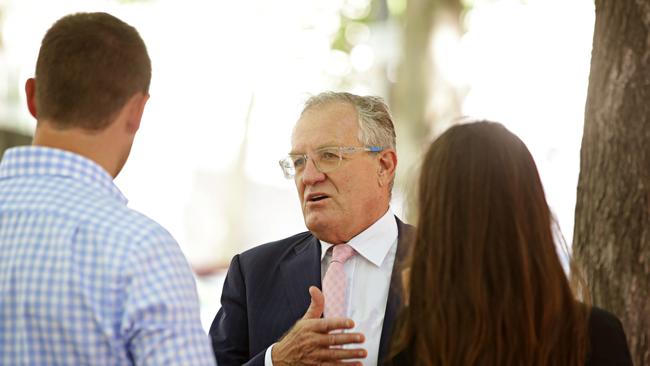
209, 254, 269, 366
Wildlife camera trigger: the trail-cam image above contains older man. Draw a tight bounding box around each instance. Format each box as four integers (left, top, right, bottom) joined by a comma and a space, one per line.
0, 13, 215, 365
209, 92, 414, 365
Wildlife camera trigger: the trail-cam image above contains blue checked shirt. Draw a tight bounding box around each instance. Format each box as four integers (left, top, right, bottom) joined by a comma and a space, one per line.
0, 146, 217, 366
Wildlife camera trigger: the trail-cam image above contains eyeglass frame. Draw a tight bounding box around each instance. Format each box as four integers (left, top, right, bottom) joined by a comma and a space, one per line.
278, 145, 384, 179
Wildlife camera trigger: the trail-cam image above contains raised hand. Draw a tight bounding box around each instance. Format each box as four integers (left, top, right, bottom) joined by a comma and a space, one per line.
271, 286, 367, 366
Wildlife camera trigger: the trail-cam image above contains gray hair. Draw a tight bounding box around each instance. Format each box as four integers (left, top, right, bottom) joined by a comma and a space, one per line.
301, 92, 396, 151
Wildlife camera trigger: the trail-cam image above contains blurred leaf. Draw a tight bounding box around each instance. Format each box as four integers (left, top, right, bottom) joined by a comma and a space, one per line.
332, 0, 382, 55
331, 24, 351, 52
387, 0, 407, 17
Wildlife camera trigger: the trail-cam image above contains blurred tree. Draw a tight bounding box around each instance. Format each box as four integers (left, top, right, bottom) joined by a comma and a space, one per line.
0, 5, 4, 50
390, 0, 465, 221
0, 129, 31, 157
329, 1, 468, 218
573, 1, 650, 364
220, 93, 254, 268
0, 3, 32, 150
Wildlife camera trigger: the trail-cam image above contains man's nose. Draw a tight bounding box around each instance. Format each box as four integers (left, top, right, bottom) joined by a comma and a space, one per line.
300, 158, 326, 185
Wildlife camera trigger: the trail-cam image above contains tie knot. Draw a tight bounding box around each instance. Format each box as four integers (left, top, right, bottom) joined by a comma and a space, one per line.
332, 243, 355, 263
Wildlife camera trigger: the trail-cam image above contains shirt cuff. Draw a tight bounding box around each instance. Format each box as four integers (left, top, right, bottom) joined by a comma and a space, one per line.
264, 343, 276, 366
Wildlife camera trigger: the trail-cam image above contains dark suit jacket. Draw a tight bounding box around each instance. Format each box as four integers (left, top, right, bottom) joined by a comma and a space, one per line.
385, 306, 633, 366
209, 217, 414, 366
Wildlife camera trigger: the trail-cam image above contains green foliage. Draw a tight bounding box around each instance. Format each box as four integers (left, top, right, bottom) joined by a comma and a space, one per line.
331, 1, 375, 54
331, 25, 351, 53
387, 0, 407, 17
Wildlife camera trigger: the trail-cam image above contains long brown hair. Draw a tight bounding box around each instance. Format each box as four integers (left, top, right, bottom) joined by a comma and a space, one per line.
391, 121, 589, 365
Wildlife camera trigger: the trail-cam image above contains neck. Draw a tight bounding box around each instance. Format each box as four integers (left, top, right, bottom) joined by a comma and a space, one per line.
32, 120, 128, 178
320, 205, 390, 244
354, 205, 390, 237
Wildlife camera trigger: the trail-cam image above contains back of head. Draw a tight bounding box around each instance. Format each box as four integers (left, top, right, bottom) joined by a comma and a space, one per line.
35, 12, 151, 130
392, 121, 588, 365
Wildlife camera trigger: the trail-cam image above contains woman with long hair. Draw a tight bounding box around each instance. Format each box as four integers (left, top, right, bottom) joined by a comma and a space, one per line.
388, 121, 632, 365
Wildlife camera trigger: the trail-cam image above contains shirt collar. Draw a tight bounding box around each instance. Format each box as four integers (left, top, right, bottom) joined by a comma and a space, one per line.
0, 146, 127, 204
320, 209, 398, 267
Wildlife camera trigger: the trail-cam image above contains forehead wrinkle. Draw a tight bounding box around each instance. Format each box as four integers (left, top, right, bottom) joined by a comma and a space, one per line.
290, 102, 361, 153
290, 123, 362, 153
289, 141, 347, 154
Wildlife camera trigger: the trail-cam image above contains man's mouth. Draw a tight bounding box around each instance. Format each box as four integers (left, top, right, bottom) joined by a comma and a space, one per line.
307, 194, 330, 202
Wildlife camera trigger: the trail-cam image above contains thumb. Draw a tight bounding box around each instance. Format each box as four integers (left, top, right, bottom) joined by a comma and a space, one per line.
302, 286, 324, 319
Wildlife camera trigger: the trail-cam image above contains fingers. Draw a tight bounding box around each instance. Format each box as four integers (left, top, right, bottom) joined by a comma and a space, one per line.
302, 286, 325, 319
308, 317, 355, 333
314, 332, 365, 346
312, 347, 367, 361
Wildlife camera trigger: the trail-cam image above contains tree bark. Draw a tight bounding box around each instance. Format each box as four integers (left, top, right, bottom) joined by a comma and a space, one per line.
574, 1, 650, 364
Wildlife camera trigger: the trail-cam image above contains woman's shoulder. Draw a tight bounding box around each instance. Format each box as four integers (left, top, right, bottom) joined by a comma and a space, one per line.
588, 306, 624, 331
586, 306, 633, 366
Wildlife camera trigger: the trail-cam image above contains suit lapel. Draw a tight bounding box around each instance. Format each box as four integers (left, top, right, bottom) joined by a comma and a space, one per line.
276, 218, 414, 363
378, 217, 414, 364
280, 235, 322, 322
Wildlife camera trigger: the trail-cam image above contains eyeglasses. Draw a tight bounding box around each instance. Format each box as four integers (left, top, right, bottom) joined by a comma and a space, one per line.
279, 146, 383, 179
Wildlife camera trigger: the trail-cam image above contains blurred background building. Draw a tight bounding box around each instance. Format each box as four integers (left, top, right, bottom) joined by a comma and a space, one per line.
0, 0, 595, 329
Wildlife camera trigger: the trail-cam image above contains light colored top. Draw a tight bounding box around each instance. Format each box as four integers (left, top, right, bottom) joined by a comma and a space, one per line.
265, 209, 398, 365
0, 146, 216, 366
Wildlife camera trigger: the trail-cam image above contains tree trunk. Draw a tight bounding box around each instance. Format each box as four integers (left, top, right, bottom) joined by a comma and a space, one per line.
574, 1, 650, 364
391, 0, 464, 222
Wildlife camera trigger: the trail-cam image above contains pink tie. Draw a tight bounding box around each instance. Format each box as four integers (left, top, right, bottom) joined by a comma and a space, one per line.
323, 244, 355, 318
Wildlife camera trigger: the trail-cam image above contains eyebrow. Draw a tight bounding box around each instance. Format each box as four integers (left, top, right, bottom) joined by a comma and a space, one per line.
289, 143, 342, 155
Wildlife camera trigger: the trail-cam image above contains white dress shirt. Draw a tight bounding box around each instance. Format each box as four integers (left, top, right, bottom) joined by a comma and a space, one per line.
264, 209, 398, 366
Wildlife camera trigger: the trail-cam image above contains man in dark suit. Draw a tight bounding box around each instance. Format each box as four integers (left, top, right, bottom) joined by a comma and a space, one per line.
209, 92, 413, 365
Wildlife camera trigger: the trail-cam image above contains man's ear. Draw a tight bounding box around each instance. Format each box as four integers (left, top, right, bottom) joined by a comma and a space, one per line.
377, 148, 397, 187
125, 93, 149, 134
25, 78, 37, 118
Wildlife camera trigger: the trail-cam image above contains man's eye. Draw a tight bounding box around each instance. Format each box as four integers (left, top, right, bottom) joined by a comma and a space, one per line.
320, 152, 340, 160
292, 157, 306, 167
